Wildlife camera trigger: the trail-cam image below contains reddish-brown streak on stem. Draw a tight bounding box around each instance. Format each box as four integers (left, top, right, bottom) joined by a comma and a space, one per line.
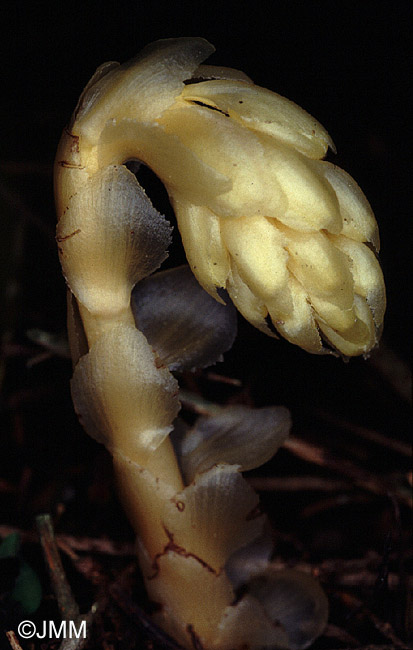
63, 128, 80, 153
57, 161, 84, 169
56, 229, 81, 242
148, 527, 220, 580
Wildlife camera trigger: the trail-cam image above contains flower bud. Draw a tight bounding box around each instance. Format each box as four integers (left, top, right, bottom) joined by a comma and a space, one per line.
57, 37, 385, 360
157, 80, 385, 357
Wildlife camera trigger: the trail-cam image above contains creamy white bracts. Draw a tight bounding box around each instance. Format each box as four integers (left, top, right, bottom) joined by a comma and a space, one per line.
56, 37, 385, 358
55, 37, 382, 649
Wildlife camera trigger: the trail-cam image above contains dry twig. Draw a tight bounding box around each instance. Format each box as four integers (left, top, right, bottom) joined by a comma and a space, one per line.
249, 475, 352, 492
36, 513, 80, 620
315, 409, 411, 458
0, 524, 135, 556
284, 437, 412, 508
323, 622, 360, 647
335, 591, 410, 649
5, 631, 23, 650
57, 603, 99, 650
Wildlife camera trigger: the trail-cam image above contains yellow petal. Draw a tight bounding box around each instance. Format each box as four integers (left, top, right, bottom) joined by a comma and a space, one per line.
316, 295, 377, 356
161, 102, 341, 232
329, 235, 386, 327
262, 142, 341, 232
309, 296, 357, 332
282, 228, 354, 312
267, 276, 324, 354
182, 79, 334, 159
173, 198, 230, 301
226, 262, 276, 337
317, 161, 380, 249
73, 38, 215, 146
191, 64, 253, 84
221, 216, 291, 308
159, 102, 288, 219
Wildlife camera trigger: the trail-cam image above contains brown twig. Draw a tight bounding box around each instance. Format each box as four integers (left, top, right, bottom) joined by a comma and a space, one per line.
315, 409, 411, 457
57, 603, 99, 650
324, 645, 406, 650
179, 391, 411, 506
205, 371, 242, 386
323, 623, 360, 647
5, 631, 23, 650
36, 516, 99, 649
299, 493, 370, 519
36, 513, 80, 620
70, 554, 111, 587
248, 475, 352, 492
57, 534, 135, 557
0, 524, 135, 556
336, 591, 410, 649
179, 389, 226, 416
284, 437, 412, 508
268, 554, 409, 590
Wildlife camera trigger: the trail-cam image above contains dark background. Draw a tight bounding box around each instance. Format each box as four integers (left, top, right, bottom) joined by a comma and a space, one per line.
0, 1, 411, 648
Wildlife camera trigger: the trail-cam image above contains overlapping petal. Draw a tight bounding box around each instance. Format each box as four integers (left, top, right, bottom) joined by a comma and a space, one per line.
163, 86, 385, 355
58, 36, 384, 357
181, 79, 335, 158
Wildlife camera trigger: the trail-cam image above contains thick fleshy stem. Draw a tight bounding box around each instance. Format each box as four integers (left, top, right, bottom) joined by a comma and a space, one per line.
53, 37, 366, 649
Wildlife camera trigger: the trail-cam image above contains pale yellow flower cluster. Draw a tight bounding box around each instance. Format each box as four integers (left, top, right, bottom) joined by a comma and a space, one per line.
159, 79, 385, 357
62, 37, 385, 357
